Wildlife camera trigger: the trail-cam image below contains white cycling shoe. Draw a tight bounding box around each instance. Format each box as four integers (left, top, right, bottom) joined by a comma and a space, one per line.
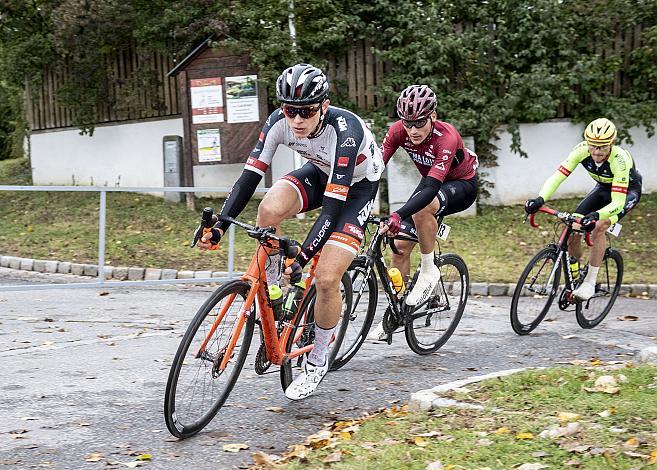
405, 267, 440, 306
367, 321, 401, 341
573, 282, 595, 301
284, 355, 329, 401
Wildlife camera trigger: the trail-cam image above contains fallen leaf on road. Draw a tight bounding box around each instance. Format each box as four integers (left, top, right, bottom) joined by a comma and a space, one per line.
477, 438, 493, 446
413, 436, 429, 447
617, 315, 639, 321
584, 375, 620, 394
265, 407, 284, 413
557, 412, 580, 422
223, 443, 249, 453
426, 461, 444, 470
135, 454, 151, 461
623, 437, 640, 449
494, 427, 510, 435
84, 453, 104, 462
323, 450, 342, 463
516, 432, 534, 440
252, 451, 278, 467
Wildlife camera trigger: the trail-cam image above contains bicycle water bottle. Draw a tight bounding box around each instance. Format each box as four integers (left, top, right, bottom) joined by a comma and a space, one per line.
388, 268, 405, 294
268, 284, 284, 321
569, 256, 580, 281
282, 281, 306, 320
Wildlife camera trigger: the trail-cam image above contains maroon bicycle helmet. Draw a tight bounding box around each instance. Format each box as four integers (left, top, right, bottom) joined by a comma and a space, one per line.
396, 85, 437, 120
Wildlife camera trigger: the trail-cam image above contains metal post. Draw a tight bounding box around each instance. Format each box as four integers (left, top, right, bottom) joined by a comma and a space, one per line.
98, 190, 107, 285
228, 224, 235, 278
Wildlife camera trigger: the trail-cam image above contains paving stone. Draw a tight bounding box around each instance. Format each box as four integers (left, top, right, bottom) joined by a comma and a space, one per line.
648, 284, 657, 298
33, 260, 47, 272
0, 256, 9, 268
70, 263, 85, 276
488, 283, 508, 296
619, 284, 631, 296
177, 271, 195, 279
161, 269, 178, 280
20, 258, 34, 271
144, 268, 162, 281
128, 267, 145, 281
83, 265, 98, 277
194, 271, 212, 279
99, 266, 113, 280
112, 267, 129, 281
630, 284, 649, 297
636, 347, 657, 366
57, 262, 71, 274
45, 261, 59, 274
469, 282, 488, 296
212, 271, 230, 279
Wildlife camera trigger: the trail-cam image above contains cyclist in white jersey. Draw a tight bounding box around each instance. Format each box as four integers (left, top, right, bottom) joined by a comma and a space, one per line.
198, 63, 383, 400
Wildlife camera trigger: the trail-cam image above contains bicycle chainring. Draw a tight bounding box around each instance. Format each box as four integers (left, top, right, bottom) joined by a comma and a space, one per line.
254, 342, 271, 375
558, 288, 577, 311
382, 307, 400, 335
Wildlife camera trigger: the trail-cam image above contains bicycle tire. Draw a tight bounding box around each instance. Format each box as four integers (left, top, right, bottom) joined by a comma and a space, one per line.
510, 246, 561, 335
164, 280, 255, 439
576, 248, 623, 329
405, 253, 468, 355
280, 272, 352, 390
331, 256, 378, 371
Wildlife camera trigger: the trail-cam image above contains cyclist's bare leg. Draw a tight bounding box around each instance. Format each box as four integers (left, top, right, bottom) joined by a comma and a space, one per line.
588, 219, 611, 267
568, 233, 583, 261
314, 244, 355, 328
411, 197, 441, 254
391, 239, 416, 278
256, 180, 302, 230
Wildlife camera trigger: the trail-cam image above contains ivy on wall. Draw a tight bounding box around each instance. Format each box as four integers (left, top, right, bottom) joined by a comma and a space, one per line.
1, 0, 656, 169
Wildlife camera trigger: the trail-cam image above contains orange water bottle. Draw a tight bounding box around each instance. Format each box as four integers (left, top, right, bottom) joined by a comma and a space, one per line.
388, 268, 405, 294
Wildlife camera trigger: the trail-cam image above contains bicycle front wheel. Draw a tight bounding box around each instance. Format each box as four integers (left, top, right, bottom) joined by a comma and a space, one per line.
280, 273, 352, 390
576, 248, 623, 329
510, 246, 561, 335
164, 280, 255, 439
331, 256, 377, 371
405, 253, 468, 355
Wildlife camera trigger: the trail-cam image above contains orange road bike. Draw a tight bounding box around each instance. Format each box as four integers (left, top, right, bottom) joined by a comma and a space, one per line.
164, 214, 351, 438
510, 205, 623, 334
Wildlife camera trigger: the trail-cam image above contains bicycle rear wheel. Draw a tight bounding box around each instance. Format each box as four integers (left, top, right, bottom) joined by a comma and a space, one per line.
405, 253, 468, 355
164, 280, 255, 439
576, 248, 623, 329
331, 256, 377, 371
280, 273, 352, 390
510, 246, 561, 335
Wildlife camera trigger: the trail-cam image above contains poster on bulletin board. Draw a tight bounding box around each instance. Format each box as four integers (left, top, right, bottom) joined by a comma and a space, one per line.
225, 75, 259, 123
197, 128, 222, 162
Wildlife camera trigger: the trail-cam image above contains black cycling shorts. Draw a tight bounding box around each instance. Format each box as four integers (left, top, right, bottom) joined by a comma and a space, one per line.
574, 181, 642, 222
398, 176, 477, 238
282, 162, 378, 255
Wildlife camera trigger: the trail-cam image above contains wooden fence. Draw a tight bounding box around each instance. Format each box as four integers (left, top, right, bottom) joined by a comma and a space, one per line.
26, 25, 647, 131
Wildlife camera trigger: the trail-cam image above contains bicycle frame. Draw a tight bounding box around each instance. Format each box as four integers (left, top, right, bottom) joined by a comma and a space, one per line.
528, 207, 593, 298
196, 242, 320, 372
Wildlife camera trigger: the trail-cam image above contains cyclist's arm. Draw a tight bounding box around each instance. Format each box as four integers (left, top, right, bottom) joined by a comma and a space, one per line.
381, 125, 402, 165
596, 149, 632, 224
295, 115, 363, 265
538, 143, 586, 201
217, 110, 284, 232
393, 136, 462, 220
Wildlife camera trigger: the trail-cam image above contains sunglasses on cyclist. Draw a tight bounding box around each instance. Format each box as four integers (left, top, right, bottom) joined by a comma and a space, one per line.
401, 116, 430, 129
281, 103, 322, 119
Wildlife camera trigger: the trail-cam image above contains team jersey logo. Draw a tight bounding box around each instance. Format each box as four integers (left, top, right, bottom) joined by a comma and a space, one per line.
342, 223, 364, 240
341, 137, 356, 148
337, 156, 349, 167
337, 116, 348, 132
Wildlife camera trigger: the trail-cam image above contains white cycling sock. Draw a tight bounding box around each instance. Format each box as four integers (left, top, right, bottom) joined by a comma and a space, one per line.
308, 324, 336, 367
584, 265, 599, 285
420, 252, 435, 274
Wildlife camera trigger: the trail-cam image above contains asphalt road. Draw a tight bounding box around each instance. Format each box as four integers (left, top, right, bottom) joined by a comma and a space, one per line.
1, 267, 656, 469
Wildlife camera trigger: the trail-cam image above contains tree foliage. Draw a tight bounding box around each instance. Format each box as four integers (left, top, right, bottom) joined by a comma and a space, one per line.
0, 0, 656, 165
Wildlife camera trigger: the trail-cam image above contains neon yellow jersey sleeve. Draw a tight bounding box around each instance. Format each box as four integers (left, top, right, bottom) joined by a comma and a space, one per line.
596, 148, 633, 224
538, 143, 588, 201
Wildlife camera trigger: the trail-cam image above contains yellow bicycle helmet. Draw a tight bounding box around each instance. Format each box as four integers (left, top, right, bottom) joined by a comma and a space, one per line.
584, 118, 617, 146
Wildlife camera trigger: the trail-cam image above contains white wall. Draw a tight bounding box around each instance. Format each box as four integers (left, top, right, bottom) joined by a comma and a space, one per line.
484, 120, 656, 205
31, 118, 184, 187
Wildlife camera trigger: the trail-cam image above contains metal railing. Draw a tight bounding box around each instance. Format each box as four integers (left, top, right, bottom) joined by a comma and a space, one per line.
0, 185, 267, 292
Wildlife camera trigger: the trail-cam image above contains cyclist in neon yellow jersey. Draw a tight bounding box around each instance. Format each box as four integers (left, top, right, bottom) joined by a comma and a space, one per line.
525, 118, 642, 300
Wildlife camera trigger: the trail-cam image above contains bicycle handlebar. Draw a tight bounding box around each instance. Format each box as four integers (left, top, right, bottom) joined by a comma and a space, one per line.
528, 206, 593, 246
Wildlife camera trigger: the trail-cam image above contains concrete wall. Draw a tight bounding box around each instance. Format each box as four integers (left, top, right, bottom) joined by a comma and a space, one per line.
31, 117, 184, 187
484, 120, 656, 205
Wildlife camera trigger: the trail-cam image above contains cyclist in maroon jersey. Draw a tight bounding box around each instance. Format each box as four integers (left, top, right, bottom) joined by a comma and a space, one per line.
371, 85, 478, 340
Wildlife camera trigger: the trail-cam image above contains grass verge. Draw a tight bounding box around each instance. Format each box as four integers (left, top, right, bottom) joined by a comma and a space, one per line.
264, 364, 657, 469
2, 157, 656, 282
